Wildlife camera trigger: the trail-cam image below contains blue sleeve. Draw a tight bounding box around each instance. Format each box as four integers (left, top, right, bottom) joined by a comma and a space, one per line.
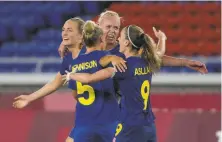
68, 80, 77, 90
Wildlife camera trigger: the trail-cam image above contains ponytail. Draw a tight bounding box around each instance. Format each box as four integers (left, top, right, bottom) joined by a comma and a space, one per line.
142, 34, 161, 73
125, 25, 161, 73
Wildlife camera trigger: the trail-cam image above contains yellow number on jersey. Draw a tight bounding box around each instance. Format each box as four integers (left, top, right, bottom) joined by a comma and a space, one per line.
76, 81, 95, 106
115, 123, 123, 137
140, 80, 150, 110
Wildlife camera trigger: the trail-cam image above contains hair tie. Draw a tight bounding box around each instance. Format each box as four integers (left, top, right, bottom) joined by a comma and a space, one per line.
127, 25, 140, 49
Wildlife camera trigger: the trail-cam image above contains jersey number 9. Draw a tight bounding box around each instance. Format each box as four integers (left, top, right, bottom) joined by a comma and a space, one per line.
76, 81, 95, 105
141, 80, 150, 110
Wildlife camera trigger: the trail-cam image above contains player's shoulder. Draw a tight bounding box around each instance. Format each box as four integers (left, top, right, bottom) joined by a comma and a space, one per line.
79, 45, 87, 55
63, 52, 72, 61
126, 56, 147, 68
109, 44, 120, 54
92, 50, 110, 57
126, 56, 142, 63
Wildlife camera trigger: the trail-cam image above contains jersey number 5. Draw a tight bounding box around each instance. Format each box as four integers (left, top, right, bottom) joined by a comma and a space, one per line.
76, 81, 95, 106
141, 80, 150, 110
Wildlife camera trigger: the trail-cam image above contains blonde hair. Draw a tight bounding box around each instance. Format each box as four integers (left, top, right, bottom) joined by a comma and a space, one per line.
83, 20, 103, 47
98, 10, 121, 24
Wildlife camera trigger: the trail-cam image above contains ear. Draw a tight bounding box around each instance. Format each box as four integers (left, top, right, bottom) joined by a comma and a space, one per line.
124, 40, 130, 47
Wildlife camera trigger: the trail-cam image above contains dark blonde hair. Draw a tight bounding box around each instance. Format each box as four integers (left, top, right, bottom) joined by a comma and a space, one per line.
69, 17, 85, 34
83, 20, 103, 47
124, 25, 162, 73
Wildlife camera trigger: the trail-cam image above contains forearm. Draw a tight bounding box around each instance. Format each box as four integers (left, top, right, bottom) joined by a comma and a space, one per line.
99, 55, 114, 67
162, 55, 186, 66
69, 68, 114, 84
156, 39, 166, 57
70, 73, 92, 84
29, 73, 64, 102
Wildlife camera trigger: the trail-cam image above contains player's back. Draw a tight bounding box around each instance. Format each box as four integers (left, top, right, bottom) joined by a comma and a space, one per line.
115, 56, 155, 126
69, 50, 119, 127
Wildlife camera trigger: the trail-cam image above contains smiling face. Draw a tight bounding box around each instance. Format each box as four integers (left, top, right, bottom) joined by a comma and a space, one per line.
61, 20, 82, 47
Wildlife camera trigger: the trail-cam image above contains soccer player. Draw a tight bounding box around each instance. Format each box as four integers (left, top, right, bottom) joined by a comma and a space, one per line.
66, 20, 119, 142
12, 17, 86, 142
63, 24, 165, 142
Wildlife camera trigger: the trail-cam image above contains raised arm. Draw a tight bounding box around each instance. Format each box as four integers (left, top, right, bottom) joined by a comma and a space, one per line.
152, 27, 207, 74
63, 67, 115, 84
152, 27, 166, 57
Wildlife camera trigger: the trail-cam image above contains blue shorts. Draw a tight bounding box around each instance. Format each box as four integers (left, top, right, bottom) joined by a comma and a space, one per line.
115, 122, 157, 142
69, 122, 118, 142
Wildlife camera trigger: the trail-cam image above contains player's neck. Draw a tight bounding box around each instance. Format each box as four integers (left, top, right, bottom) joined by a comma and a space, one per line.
105, 42, 117, 51
68, 44, 81, 59
85, 45, 99, 54
124, 50, 139, 58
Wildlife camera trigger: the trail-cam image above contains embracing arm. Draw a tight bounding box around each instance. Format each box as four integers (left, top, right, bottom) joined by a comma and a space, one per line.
99, 55, 114, 67
66, 67, 115, 84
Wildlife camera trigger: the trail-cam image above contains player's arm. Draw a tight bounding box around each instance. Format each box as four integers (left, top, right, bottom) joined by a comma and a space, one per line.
63, 67, 115, 84
13, 72, 65, 109
99, 55, 127, 72
152, 27, 166, 58
162, 56, 208, 74
28, 72, 64, 101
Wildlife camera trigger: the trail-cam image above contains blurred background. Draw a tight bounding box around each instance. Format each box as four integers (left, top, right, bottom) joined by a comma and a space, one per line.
0, 1, 221, 142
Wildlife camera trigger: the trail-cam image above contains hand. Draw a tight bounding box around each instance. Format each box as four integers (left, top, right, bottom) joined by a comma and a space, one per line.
111, 56, 127, 72
58, 42, 69, 58
62, 70, 76, 85
183, 59, 208, 74
153, 27, 167, 40
13, 95, 31, 109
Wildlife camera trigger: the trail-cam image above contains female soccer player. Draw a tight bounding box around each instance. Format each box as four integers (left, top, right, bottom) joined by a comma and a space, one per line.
66, 20, 119, 142
63, 24, 164, 142
13, 17, 86, 142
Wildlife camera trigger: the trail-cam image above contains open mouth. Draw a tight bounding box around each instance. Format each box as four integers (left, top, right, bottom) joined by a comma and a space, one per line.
107, 34, 115, 40
63, 38, 69, 41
